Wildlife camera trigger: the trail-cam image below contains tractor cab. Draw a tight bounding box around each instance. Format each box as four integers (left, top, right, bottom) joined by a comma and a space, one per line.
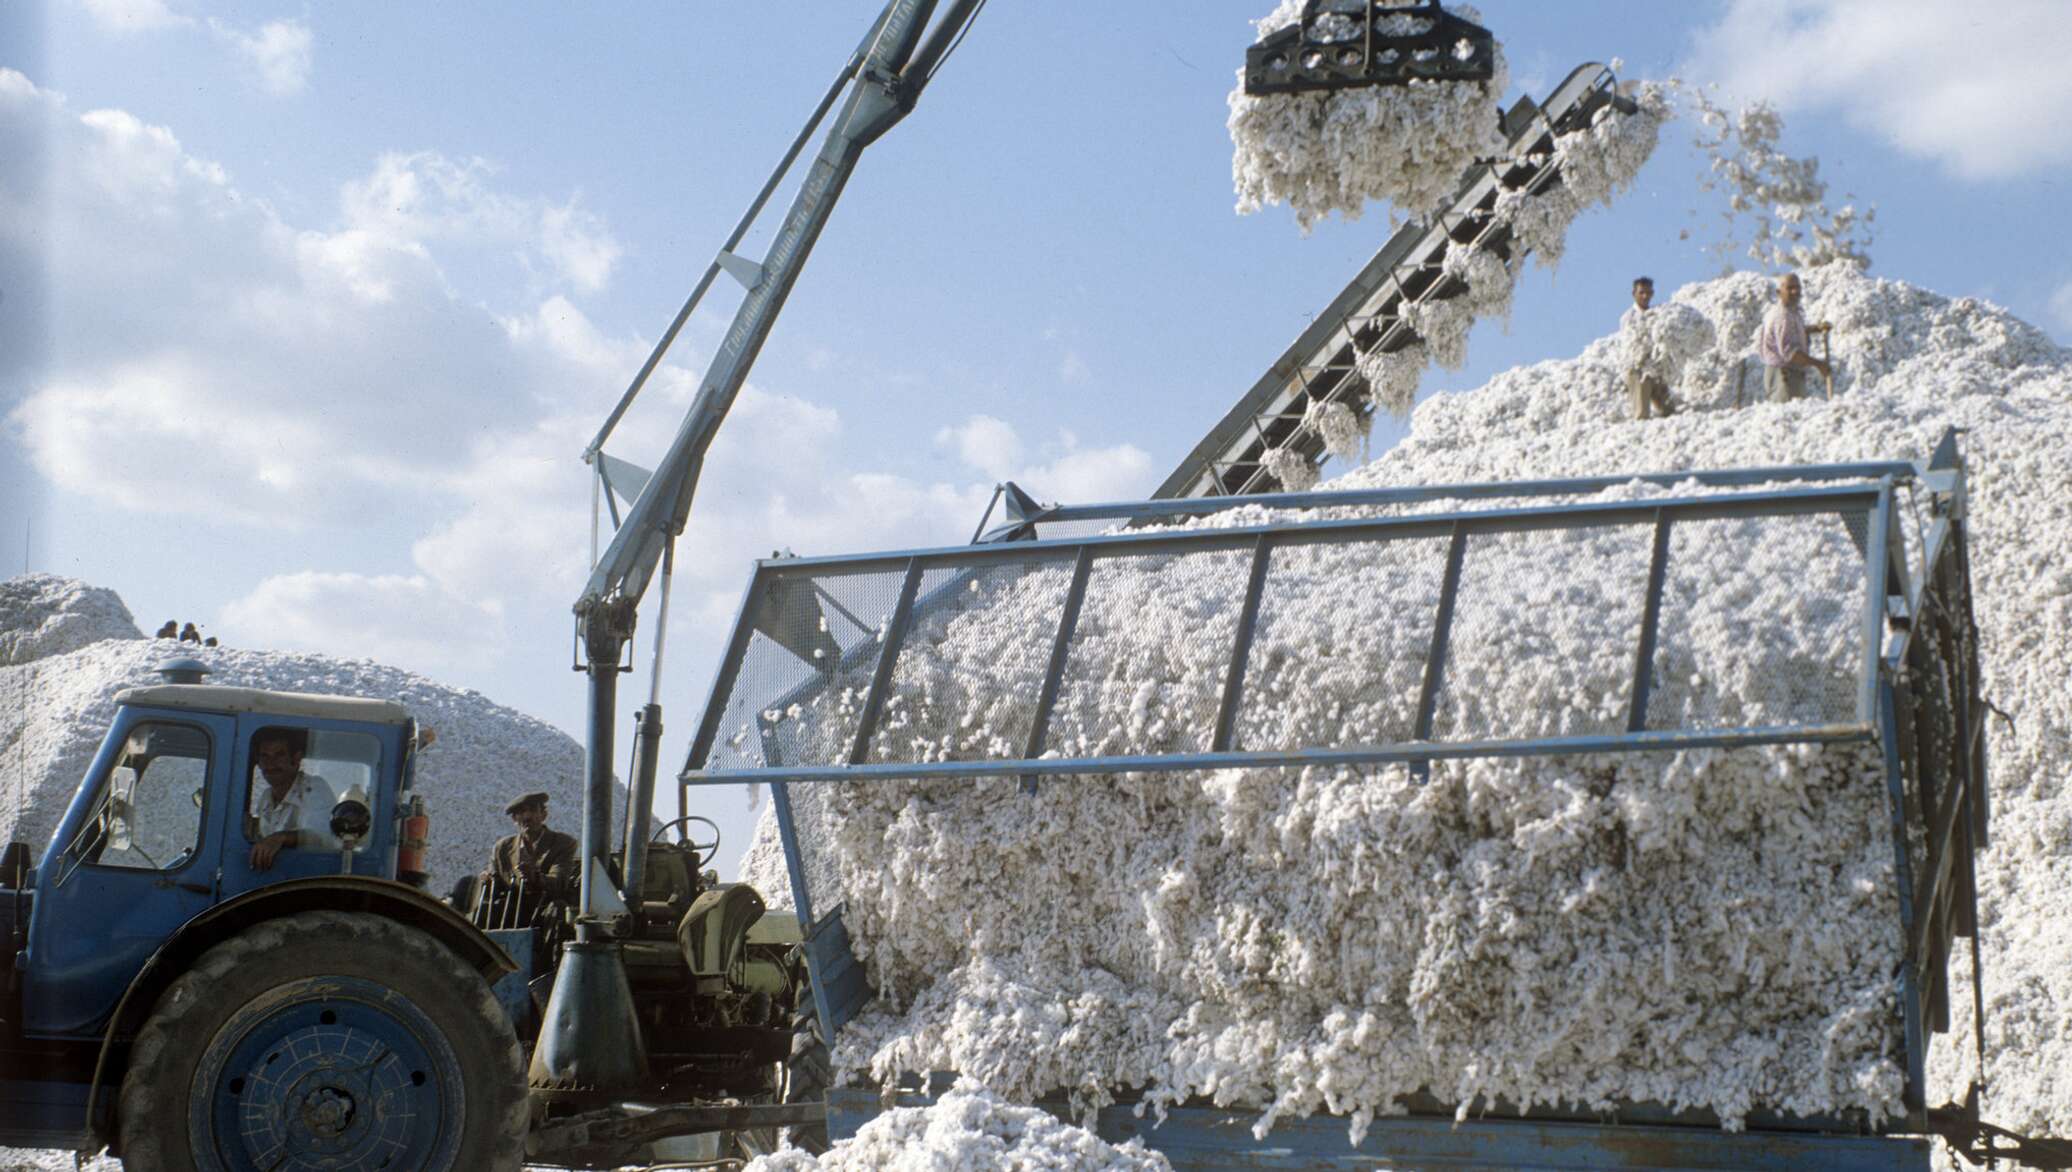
10, 668, 421, 1042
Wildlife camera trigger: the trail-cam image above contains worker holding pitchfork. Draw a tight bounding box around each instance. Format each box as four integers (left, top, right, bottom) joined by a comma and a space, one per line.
1757, 271, 1832, 402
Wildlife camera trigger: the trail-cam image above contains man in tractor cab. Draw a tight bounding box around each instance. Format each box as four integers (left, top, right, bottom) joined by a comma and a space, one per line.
483, 790, 579, 906
246, 726, 339, 870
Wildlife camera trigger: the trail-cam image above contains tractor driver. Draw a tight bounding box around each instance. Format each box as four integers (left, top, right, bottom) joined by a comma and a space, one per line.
483, 791, 579, 903
247, 728, 338, 870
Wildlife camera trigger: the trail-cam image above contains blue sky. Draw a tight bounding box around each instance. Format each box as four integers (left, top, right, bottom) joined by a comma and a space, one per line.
4, 1, 2069, 875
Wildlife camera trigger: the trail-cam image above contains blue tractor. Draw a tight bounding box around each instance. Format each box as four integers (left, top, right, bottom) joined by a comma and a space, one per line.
0, 665, 810, 1169
0, 673, 534, 1166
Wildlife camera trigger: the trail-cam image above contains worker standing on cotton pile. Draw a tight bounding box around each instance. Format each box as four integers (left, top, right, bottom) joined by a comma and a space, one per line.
1757, 271, 1831, 402
1619, 276, 1677, 420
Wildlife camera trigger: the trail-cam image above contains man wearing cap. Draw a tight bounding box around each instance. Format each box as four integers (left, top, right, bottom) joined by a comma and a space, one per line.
483, 791, 579, 902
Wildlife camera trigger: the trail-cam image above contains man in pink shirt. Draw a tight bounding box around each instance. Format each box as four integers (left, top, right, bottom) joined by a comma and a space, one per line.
1756, 272, 1831, 402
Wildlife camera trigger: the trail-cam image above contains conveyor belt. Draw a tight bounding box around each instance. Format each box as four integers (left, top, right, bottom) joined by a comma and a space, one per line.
1155, 63, 1632, 500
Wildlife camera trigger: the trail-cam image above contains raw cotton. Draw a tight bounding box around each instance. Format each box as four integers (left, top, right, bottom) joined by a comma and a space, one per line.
1229, 3, 1508, 230
0, 594, 591, 894
1302, 396, 1367, 461
1494, 83, 1670, 272
1684, 90, 1875, 274
745, 263, 2072, 1141
1398, 293, 1475, 370
744, 1079, 1171, 1171
0, 573, 138, 666
1618, 301, 1718, 389
1354, 82, 1668, 424
1439, 243, 1516, 321
1354, 341, 1427, 419
1259, 442, 1320, 491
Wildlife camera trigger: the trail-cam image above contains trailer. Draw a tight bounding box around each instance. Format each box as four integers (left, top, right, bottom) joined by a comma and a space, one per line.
679, 431, 2057, 1169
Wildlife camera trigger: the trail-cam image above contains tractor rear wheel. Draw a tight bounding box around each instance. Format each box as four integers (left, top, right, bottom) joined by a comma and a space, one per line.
118, 910, 528, 1172
781, 1003, 832, 1154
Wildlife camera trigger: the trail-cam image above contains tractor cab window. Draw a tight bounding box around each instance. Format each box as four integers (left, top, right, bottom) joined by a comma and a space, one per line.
244, 726, 380, 848
66, 721, 210, 874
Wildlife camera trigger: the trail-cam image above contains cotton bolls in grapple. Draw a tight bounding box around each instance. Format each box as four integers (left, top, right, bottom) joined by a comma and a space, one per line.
1229, 2, 1509, 230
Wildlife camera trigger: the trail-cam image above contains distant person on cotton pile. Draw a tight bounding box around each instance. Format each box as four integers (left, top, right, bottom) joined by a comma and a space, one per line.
484, 791, 579, 902
1618, 276, 1677, 420
155, 620, 178, 639
1758, 271, 1831, 402
247, 728, 337, 870
179, 621, 201, 644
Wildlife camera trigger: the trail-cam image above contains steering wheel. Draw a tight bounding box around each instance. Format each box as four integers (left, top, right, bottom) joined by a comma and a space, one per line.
650, 814, 721, 868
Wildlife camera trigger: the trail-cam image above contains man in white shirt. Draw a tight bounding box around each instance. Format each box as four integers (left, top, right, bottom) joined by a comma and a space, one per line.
248, 728, 338, 870
1756, 271, 1831, 402
1618, 277, 1676, 420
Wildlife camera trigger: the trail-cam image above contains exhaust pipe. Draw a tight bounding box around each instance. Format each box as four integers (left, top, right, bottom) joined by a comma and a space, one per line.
620, 703, 662, 908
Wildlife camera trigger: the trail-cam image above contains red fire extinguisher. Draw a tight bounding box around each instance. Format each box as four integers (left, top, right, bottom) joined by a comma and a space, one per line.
398, 795, 431, 888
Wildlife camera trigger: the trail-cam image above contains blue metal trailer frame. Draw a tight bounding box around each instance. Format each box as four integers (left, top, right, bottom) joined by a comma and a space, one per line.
681, 433, 1990, 1168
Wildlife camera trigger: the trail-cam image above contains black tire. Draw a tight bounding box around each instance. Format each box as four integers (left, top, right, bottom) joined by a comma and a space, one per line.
782, 1004, 832, 1154
118, 910, 528, 1172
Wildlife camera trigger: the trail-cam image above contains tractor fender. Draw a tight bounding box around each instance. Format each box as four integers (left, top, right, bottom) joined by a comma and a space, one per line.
82, 875, 514, 1143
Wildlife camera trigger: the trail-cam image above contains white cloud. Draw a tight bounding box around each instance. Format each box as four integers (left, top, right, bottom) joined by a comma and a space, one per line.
221, 572, 505, 675
936, 415, 1022, 480
2, 74, 1146, 705
540, 203, 622, 295
1684, 0, 2072, 180
340, 152, 620, 292
1019, 429, 1154, 503
938, 416, 1151, 503
75, 0, 189, 33
1, 81, 594, 539
2050, 281, 2072, 339
209, 18, 313, 97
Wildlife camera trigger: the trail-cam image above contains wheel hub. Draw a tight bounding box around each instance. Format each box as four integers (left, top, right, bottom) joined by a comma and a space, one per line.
197, 976, 464, 1171
296, 1082, 357, 1138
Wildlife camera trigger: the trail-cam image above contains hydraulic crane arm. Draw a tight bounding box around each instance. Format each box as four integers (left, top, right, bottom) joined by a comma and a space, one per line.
578, 0, 984, 634
533, 0, 988, 1103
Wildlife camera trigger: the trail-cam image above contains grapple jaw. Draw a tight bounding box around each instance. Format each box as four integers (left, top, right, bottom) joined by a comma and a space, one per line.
1243, 1, 1497, 96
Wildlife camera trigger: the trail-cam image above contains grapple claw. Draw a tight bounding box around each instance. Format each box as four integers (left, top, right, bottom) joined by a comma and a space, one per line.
1243, 1, 1496, 97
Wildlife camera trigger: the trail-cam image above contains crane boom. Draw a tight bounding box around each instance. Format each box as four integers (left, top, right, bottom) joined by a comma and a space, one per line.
535, 0, 987, 1102
579, 0, 981, 629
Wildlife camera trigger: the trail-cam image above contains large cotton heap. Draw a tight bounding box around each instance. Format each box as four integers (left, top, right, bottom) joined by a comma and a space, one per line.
0, 584, 588, 892
745, 1080, 1171, 1172
0, 573, 139, 666
745, 263, 2072, 1141
1229, 3, 1507, 230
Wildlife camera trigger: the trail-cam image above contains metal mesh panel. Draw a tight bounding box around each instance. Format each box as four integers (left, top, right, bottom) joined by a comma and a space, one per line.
1234, 535, 1451, 749
1645, 510, 1869, 732
690, 488, 1888, 783
702, 565, 910, 772
865, 557, 1079, 764
1045, 549, 1254, 757
1431, 523, 1654, 741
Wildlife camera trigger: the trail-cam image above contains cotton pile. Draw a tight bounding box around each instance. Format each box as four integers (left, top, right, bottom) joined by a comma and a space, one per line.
0, 588, 589, 893
743, 262, 2072, 1142
0, 574, 138, 666
1229, 3, 1507, 230
745, 1080, 1170, 1172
